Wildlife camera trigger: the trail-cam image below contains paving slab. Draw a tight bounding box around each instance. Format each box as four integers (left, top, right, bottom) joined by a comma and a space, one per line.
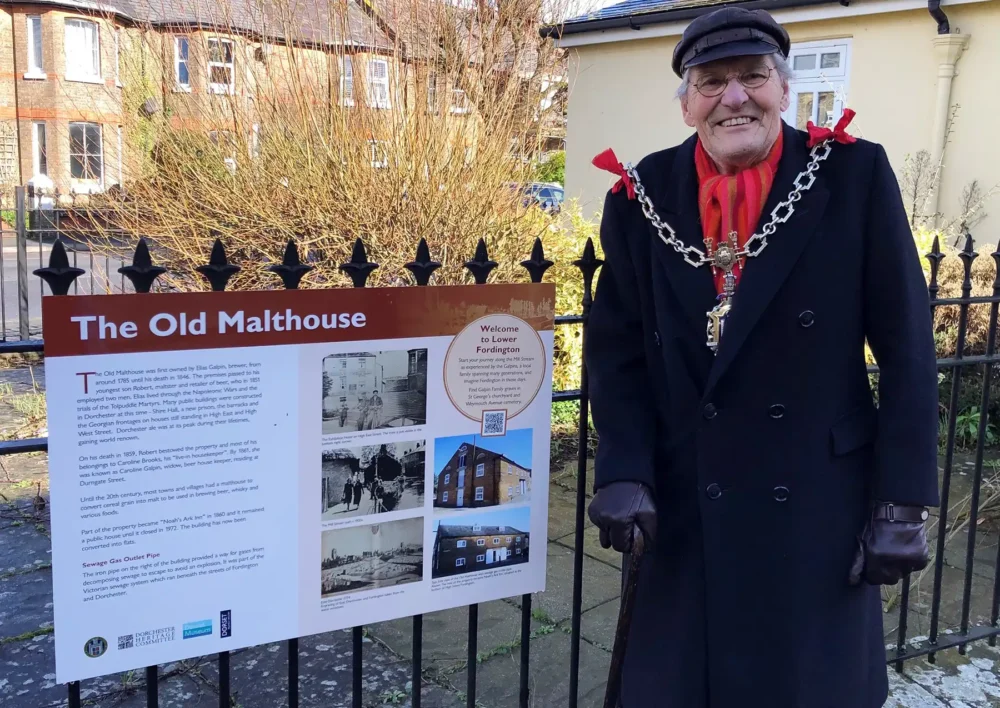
157, 632, 466, 708
508, 544, 620, 626
578, 598, 619, 654
547, 486, 581, 543
895, 642, 1000, 707
473, 628, 609, 708
0, 565, 52, 640
367, 600, 538, 682
0, 522, 50, 572
941, 526, 999, 582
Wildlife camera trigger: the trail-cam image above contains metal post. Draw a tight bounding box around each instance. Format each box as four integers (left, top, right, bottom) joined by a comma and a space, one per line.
146, 666, 158, 706
519, 594, 532, 708
467, 604, 478, 708
412, 615, 422, 708
288, 638, 299, 708
353, 626, 363, 708
15, 187, 29, 340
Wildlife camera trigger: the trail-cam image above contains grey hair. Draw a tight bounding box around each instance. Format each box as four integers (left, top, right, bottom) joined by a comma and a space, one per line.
674, 52, 794, 100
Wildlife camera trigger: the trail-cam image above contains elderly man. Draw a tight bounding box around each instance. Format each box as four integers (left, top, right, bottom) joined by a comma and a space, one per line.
585, 7, 939, 708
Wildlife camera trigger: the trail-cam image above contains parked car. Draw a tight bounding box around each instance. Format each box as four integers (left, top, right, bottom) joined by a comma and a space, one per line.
508, 182, 564, 213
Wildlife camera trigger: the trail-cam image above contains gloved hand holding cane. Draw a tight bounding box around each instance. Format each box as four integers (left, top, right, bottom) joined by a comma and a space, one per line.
588, 481, 657, 708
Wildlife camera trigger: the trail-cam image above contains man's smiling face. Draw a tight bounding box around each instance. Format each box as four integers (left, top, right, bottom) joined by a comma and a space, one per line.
680, 54, 790, 173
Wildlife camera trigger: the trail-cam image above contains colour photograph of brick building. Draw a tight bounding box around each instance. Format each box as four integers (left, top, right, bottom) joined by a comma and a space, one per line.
431, 506, 530, 578
432, 429, 531, 512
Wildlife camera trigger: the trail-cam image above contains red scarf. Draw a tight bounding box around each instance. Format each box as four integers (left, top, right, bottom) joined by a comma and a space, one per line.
694, 131, 784, 294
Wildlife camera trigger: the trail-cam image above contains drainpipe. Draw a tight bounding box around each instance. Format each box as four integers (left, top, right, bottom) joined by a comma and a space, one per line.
927, 29, 970, 224
10, 7, 25, 186
928, 0, 950, 33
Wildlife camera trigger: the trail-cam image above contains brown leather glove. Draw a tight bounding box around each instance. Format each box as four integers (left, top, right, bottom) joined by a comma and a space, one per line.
587, 481, 657, 553
848, 502, 931, 586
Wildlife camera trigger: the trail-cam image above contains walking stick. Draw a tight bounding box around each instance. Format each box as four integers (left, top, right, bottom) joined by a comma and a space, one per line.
603, 530, 646, 708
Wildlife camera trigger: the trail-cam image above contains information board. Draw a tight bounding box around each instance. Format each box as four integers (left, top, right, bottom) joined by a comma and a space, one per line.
43, 283, 555, 682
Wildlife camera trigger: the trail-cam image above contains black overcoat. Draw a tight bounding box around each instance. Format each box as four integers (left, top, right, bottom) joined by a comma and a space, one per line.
585, 120, 941, 708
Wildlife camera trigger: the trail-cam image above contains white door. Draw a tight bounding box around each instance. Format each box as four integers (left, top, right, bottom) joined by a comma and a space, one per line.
499, 548, 508, 562
457, 488, 464, 507
486, 550, 495, 564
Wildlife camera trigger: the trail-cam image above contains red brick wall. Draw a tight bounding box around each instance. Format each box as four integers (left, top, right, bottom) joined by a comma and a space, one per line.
2, 5, 125, 191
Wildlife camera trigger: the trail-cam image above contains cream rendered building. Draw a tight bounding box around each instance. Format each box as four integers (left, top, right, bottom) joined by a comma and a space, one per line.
547, 0, 996, 241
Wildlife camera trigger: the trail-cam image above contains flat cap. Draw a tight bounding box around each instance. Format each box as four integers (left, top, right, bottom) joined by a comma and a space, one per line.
671, 7, 790, 77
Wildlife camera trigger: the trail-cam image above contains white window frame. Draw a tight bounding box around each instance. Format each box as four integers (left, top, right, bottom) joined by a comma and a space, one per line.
475, 463, 485, 477
116, 125, 123, 185
516, 536, 521, 543
114, 28, 122, 86
207, 38, 235, 95
475, 487, 484, 501
367, 58, 391, 109
340, 55, 354, 106
506, 537, 512, 543
516, 548, 522, 555
31, 122, 47, 177
174, 36, 190, 91
450, 87, 469, 114
427, 72, 438, 113
442, 491, 448, 503
458, 453, 466, 467
25, 16, 45, 78
369, 140, 388, 169
492, 537, 500, 544
455, 558, 465, 567
444, 473, 450, 485
65, 18, 101, 83
781, 39, 851, 132
69, 121, 103, 188
456, 540, 466, 548
476, 538, 485, 547
476, 554, 485, 562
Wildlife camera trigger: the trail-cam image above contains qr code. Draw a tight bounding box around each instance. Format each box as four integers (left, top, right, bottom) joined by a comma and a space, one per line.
481, 410, 506, 436
118, 634, 134, 650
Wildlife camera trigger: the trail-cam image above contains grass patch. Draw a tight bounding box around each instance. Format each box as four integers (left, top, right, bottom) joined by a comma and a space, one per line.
0, 366, 47, 439
550, 400, 597, 469
0, 625, 54, 645
0, 353, 44, 370
10, 392, 45, 419
0, 561, 52, 580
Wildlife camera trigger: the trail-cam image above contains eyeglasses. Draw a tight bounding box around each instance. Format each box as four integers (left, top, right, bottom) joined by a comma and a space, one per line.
691, 66, 774, 97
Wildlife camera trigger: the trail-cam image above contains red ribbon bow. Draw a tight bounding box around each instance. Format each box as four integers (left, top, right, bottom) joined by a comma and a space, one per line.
592, 148, 636, 200
806, 108, 857, 148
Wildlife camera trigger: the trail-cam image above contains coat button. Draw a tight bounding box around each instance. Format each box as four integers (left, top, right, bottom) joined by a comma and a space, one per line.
706, 483, 722, 500
769, 404, 785, 419
798, 310, 815, 328
773, 486, 789, 502
703, 403, 717, 420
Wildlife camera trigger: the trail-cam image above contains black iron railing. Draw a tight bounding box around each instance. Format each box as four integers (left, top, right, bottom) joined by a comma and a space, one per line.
1, 184, 999, 705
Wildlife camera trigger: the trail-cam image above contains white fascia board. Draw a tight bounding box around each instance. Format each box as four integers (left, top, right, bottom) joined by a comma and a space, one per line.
555, 0, 990, 47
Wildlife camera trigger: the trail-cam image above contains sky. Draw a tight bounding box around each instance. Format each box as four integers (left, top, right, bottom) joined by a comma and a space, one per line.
432, 428, 533, 476
432, 504, 531, 537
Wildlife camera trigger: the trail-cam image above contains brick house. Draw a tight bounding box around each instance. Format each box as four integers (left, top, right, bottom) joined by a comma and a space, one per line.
432, 522, 529, 577
434, 440, 530, 509
0, 0, 483, 198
